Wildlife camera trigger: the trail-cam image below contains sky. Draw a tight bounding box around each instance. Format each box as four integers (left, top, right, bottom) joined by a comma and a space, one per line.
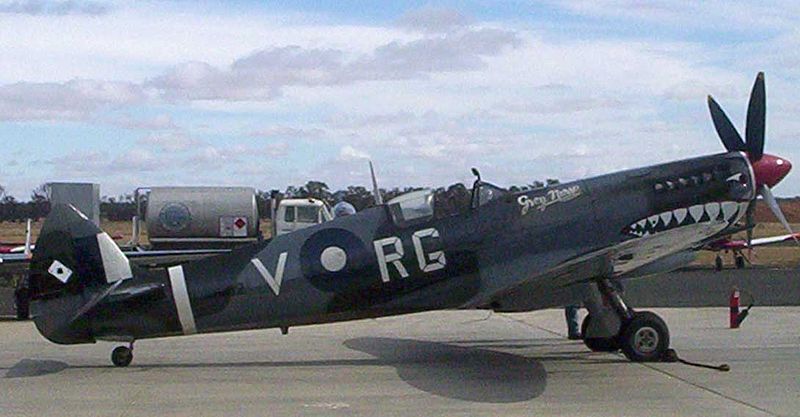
1, 0, 800, 199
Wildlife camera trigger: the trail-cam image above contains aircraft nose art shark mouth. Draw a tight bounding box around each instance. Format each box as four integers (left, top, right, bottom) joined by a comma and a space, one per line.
623, 201, 748, 238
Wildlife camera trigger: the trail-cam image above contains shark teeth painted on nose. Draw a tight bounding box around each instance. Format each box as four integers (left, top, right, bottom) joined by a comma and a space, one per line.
624, 201, 747, 238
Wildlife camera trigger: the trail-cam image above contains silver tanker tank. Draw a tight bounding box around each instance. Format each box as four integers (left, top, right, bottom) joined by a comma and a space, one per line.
143, 186, 260, 249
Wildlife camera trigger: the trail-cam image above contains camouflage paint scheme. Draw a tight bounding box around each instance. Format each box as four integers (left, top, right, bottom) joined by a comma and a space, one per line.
27, 152, 755, 345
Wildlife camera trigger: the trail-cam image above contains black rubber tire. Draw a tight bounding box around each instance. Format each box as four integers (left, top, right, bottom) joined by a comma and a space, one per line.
619, 311, 670, 362
111, 346, 133, 367
735, 256, 745, 269
581, 314, 619, 352
715, 256, 723, 271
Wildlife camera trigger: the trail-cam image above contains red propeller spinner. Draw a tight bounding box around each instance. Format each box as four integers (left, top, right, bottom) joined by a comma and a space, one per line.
751, 153, 792, 189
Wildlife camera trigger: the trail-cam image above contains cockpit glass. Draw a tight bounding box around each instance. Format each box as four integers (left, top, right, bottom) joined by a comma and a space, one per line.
476, 182, 507, 207
387, 189, 435, 225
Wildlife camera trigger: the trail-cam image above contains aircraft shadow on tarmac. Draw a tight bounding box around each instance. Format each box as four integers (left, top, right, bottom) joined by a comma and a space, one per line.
343, 337, 547, 403
5, 359, 68, 378
5, 338, 549, 403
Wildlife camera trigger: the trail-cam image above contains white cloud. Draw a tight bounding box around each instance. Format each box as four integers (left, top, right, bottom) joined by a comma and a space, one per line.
108, 113, 176, 130
0, 79, 145, 120
263, 142, 289, 157
111, 148, 165, 172
0, 0, 111, 16
0, 6, 407, 84
547, 0, 800, 30
397, 6, 471, 33
147, 27, 520, 102
249, 126, 326, 139
338, 145, 370, 161
138, 132, 204, 152
47, 147, 170, 177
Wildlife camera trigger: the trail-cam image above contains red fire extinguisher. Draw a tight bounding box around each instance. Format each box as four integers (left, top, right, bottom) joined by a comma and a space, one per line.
729, 287, 740, 329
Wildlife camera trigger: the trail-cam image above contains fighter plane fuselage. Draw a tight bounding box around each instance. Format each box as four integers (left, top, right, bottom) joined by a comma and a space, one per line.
29, 152, 755, 345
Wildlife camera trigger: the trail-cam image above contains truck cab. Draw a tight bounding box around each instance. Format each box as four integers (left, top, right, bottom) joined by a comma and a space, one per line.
274, 198, 334, 236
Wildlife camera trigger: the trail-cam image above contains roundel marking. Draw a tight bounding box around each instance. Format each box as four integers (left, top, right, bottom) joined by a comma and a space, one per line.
300, 228, 375, 293
320, 246, 347, 272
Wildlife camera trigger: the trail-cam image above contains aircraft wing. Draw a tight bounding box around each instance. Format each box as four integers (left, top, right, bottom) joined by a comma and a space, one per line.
480, 223, 714, 312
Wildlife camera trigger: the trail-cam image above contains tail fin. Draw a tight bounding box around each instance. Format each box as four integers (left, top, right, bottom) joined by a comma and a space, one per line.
30, 204, 132, 299
28, 204, 133, 344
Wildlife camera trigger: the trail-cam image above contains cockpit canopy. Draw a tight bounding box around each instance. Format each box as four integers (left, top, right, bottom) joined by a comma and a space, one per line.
473, 181, 507, 208
387, 189, 435, 226
385, 174, 510, 226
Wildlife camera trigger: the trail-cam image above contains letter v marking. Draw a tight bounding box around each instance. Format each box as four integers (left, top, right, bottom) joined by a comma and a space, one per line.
251, 253, 288, 296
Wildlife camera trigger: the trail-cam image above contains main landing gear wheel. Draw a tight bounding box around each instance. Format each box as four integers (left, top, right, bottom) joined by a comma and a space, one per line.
619, 311, 670, 362
715, 255, 723, 271
735, 255, 746, 269
581, 314, 619, 352
111, 345, 133, 367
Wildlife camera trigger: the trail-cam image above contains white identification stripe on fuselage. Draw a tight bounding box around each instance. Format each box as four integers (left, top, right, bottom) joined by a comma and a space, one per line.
168, 265, 197, 335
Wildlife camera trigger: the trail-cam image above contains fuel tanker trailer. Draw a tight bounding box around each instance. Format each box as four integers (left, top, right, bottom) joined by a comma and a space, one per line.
137, 187, 260, 250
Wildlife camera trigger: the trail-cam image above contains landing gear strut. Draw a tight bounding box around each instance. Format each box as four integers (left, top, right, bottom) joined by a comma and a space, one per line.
583, 278, 670, 362
111, 342, 134, 367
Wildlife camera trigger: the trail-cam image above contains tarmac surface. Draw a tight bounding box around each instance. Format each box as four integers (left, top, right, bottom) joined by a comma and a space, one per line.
1, 307, 799, 417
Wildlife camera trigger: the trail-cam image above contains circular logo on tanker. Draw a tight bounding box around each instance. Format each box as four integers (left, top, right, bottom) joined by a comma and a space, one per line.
300, 228, 375, 292
158, 203, 192, 232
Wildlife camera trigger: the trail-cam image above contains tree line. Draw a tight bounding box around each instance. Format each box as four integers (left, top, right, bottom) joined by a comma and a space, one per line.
0, 179, 560, 222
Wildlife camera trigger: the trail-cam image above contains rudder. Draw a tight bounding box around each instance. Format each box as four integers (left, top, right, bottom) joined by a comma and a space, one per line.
29, 204, 132, 299
28, 204, 133, 344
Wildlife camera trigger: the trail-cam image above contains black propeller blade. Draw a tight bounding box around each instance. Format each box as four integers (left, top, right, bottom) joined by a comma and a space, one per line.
707, 73, 797, 248
708, 96, 746, 152
745, 72, 766, 161
707, 72, 767, 160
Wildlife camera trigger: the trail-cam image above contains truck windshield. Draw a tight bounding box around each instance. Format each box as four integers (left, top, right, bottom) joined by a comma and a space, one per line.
296, 206, 319, 223
284, 207, 295, 222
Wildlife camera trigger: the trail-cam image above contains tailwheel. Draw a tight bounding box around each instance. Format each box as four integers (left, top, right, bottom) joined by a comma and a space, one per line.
619, 311, 670, 362
111, 345, 133, 367
581, 314, 619, 352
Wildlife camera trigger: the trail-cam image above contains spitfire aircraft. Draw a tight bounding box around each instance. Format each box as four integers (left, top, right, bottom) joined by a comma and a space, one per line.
25, 73, 795, 367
